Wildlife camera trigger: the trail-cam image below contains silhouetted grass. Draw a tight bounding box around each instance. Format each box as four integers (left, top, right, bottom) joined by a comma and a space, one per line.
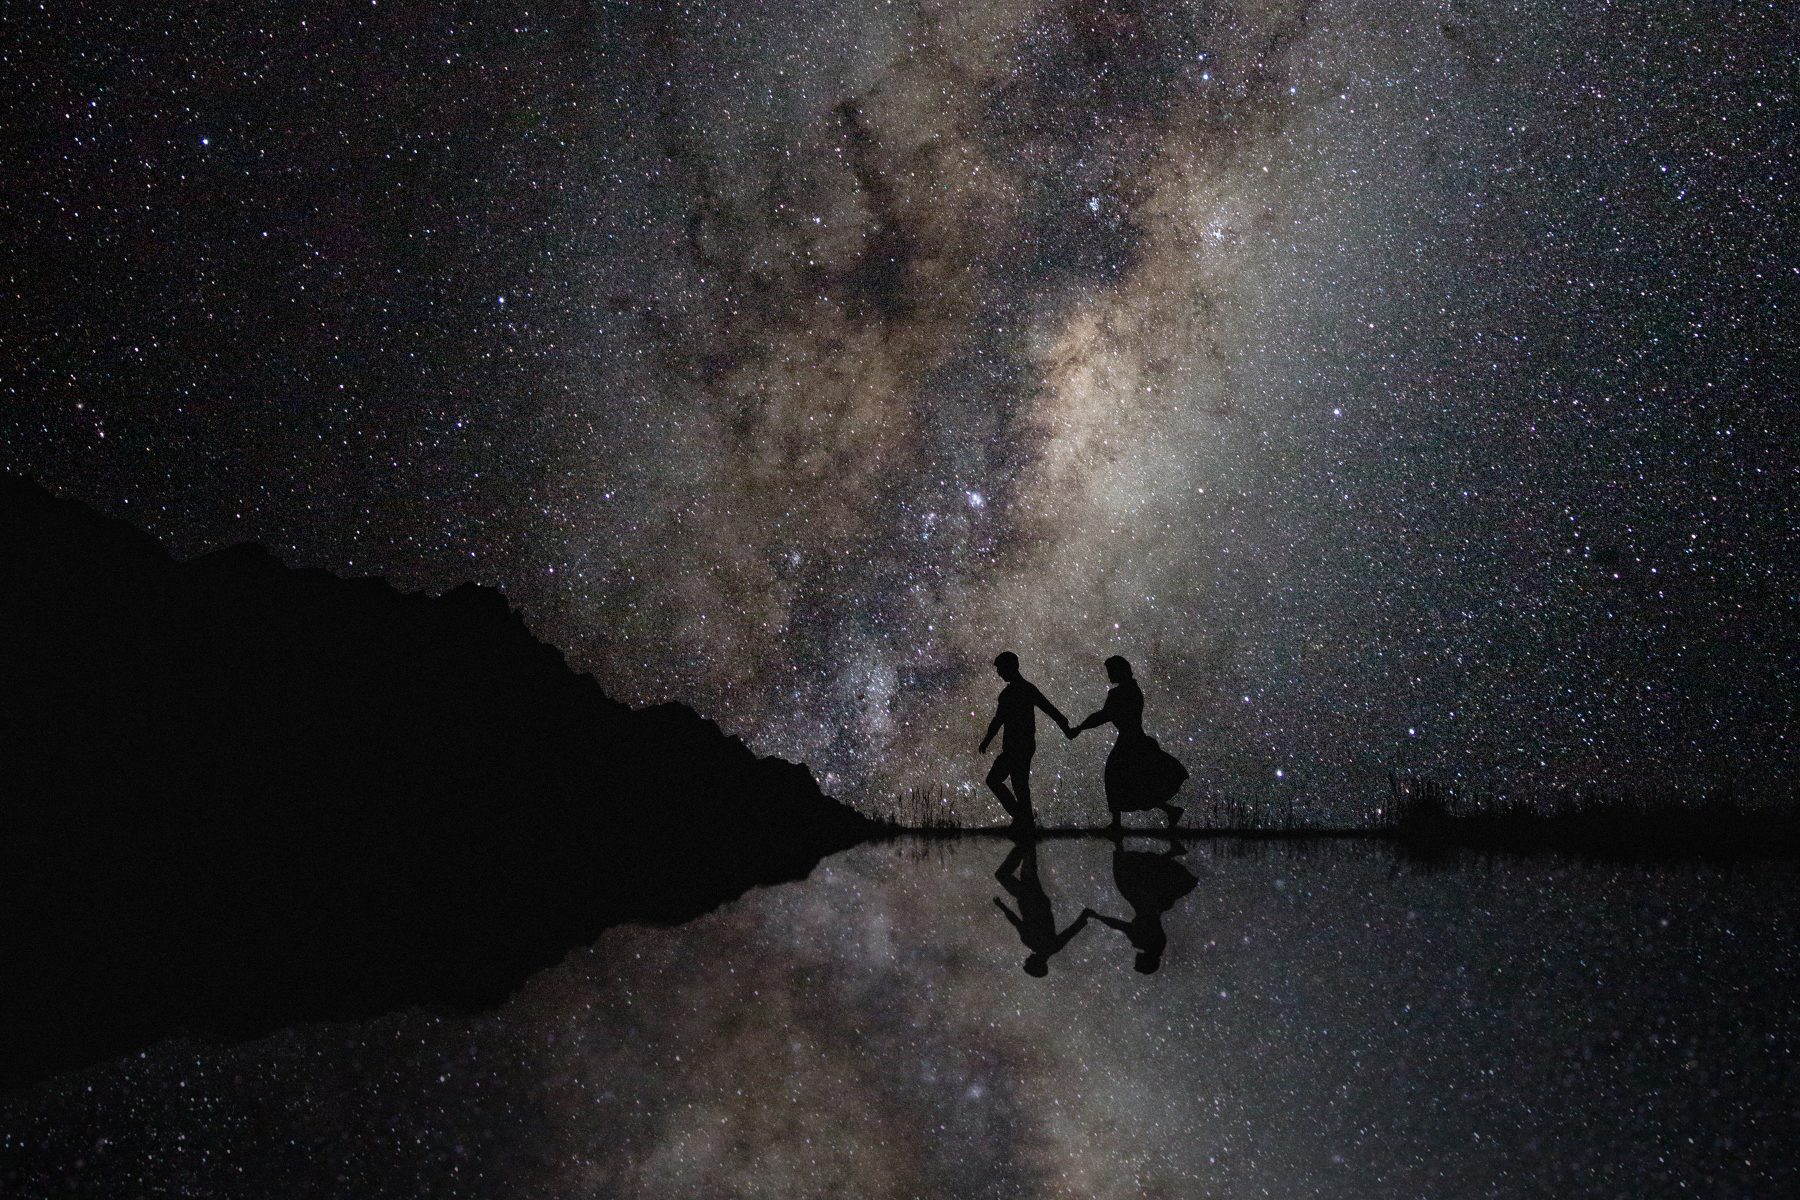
877, 786, 1372, 837
1187, 791, 1344, 833
873, 772, 1799, 857
886, 785, 967, 833
1384, 772, 1800, 857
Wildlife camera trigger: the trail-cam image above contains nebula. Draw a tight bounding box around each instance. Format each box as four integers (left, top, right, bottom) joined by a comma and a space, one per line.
542, 3, 1329, 801
530, 0, 1793, 813
6, 0, 1791, 816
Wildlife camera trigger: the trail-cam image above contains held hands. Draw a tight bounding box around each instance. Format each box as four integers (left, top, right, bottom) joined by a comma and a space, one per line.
1064, 724, 1080, 740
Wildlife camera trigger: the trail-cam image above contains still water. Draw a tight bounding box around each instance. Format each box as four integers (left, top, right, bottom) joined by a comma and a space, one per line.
3, 837, 1796, 1197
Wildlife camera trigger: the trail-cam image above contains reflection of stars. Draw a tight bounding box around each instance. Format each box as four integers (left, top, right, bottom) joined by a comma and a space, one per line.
6, 841, 1796, 1196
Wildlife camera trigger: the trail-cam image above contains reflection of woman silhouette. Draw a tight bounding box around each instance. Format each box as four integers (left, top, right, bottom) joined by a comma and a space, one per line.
1082, 837, 1198, 974
1066, 655, 1189, 831
993, 840, 1091, 976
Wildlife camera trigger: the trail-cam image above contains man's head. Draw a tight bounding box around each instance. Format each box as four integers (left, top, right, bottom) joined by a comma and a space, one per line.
1134, 951, 1161, 974
1023, 953, 1049, 977
993, 651, 1021, 681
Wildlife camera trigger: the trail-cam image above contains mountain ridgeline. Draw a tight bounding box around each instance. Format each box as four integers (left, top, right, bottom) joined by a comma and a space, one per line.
0, 474, 876, 1090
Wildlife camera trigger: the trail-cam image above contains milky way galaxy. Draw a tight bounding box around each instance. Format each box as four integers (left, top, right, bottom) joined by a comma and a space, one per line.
4, 1, 1795, 815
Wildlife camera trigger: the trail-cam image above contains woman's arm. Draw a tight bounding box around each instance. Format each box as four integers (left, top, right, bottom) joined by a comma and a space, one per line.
1070, 690, 1118, 734
1069, 706, 1108, 734
1081, 908, 1132, 933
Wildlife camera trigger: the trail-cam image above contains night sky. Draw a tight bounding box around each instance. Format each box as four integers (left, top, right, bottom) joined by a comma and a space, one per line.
4, 1, 1795, 816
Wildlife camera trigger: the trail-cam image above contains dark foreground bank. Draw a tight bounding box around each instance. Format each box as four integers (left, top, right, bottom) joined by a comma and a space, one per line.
0, 476, 876, 1091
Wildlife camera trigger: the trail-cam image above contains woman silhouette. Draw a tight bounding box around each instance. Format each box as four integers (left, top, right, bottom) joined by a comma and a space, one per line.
1067, 655, 1189, 830
1082, 836, 1198, 974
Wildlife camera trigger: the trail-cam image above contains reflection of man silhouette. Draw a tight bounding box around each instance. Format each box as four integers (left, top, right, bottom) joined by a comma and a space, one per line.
993, 840, 1090, 977
977, 651, 1071, 828
1083, 834, 1198, 974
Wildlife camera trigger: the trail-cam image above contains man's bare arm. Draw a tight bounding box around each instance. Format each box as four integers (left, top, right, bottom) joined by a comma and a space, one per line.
993, 898, 1027, 932
978, 706, 1004, 752
1032, 685, 1072, 733
1053, 910, 1092, 945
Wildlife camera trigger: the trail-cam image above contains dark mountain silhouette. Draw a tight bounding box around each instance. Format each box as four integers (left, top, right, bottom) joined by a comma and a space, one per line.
0, 474, 876, 1091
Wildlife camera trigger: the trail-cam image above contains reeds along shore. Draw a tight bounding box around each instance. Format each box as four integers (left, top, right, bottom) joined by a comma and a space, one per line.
1384, 773, 1799, 855
880, 787, 1332, 833
875, 773, 1799, 855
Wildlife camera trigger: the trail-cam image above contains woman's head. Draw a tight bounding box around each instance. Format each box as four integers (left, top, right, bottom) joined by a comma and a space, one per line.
1104, 655, 1133, 683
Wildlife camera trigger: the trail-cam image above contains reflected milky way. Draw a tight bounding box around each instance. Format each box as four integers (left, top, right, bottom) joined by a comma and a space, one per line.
4, 2, 1794, 816
4, 842, 1795, 1197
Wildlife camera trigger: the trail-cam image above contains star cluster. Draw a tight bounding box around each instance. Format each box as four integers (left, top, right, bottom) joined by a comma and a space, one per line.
3, 1, 1794, 816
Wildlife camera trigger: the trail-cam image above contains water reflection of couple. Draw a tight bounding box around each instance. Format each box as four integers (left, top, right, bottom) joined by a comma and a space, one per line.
979, 651, 1188, 831
993, 837, 1197, 975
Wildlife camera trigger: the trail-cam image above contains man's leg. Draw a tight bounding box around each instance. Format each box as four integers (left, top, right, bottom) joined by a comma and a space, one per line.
1010, 752, 1037, 826
995, 839, 1028, 883
987, 754, 1025, 823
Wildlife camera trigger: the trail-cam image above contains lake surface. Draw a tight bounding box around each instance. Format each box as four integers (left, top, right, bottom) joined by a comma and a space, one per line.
3, 837, 1796, 1197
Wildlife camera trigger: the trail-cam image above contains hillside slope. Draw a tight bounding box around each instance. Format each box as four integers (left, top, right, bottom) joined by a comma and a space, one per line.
0, 475, 876, 1090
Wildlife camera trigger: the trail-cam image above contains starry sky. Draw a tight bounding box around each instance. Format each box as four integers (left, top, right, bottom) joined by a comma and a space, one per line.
4, 1, 1795, 816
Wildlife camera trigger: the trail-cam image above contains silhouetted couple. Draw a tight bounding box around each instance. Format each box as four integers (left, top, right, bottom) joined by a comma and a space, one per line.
979, 651, 1189, 830
993, 835, 1197, 975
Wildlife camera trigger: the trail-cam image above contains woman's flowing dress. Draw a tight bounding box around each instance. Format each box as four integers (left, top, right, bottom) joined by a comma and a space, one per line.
1097, 680, 1189, 815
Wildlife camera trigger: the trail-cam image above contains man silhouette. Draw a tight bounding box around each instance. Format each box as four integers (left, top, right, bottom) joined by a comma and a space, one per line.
977, 651, 1071, 828
993, 840, 1090, 976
